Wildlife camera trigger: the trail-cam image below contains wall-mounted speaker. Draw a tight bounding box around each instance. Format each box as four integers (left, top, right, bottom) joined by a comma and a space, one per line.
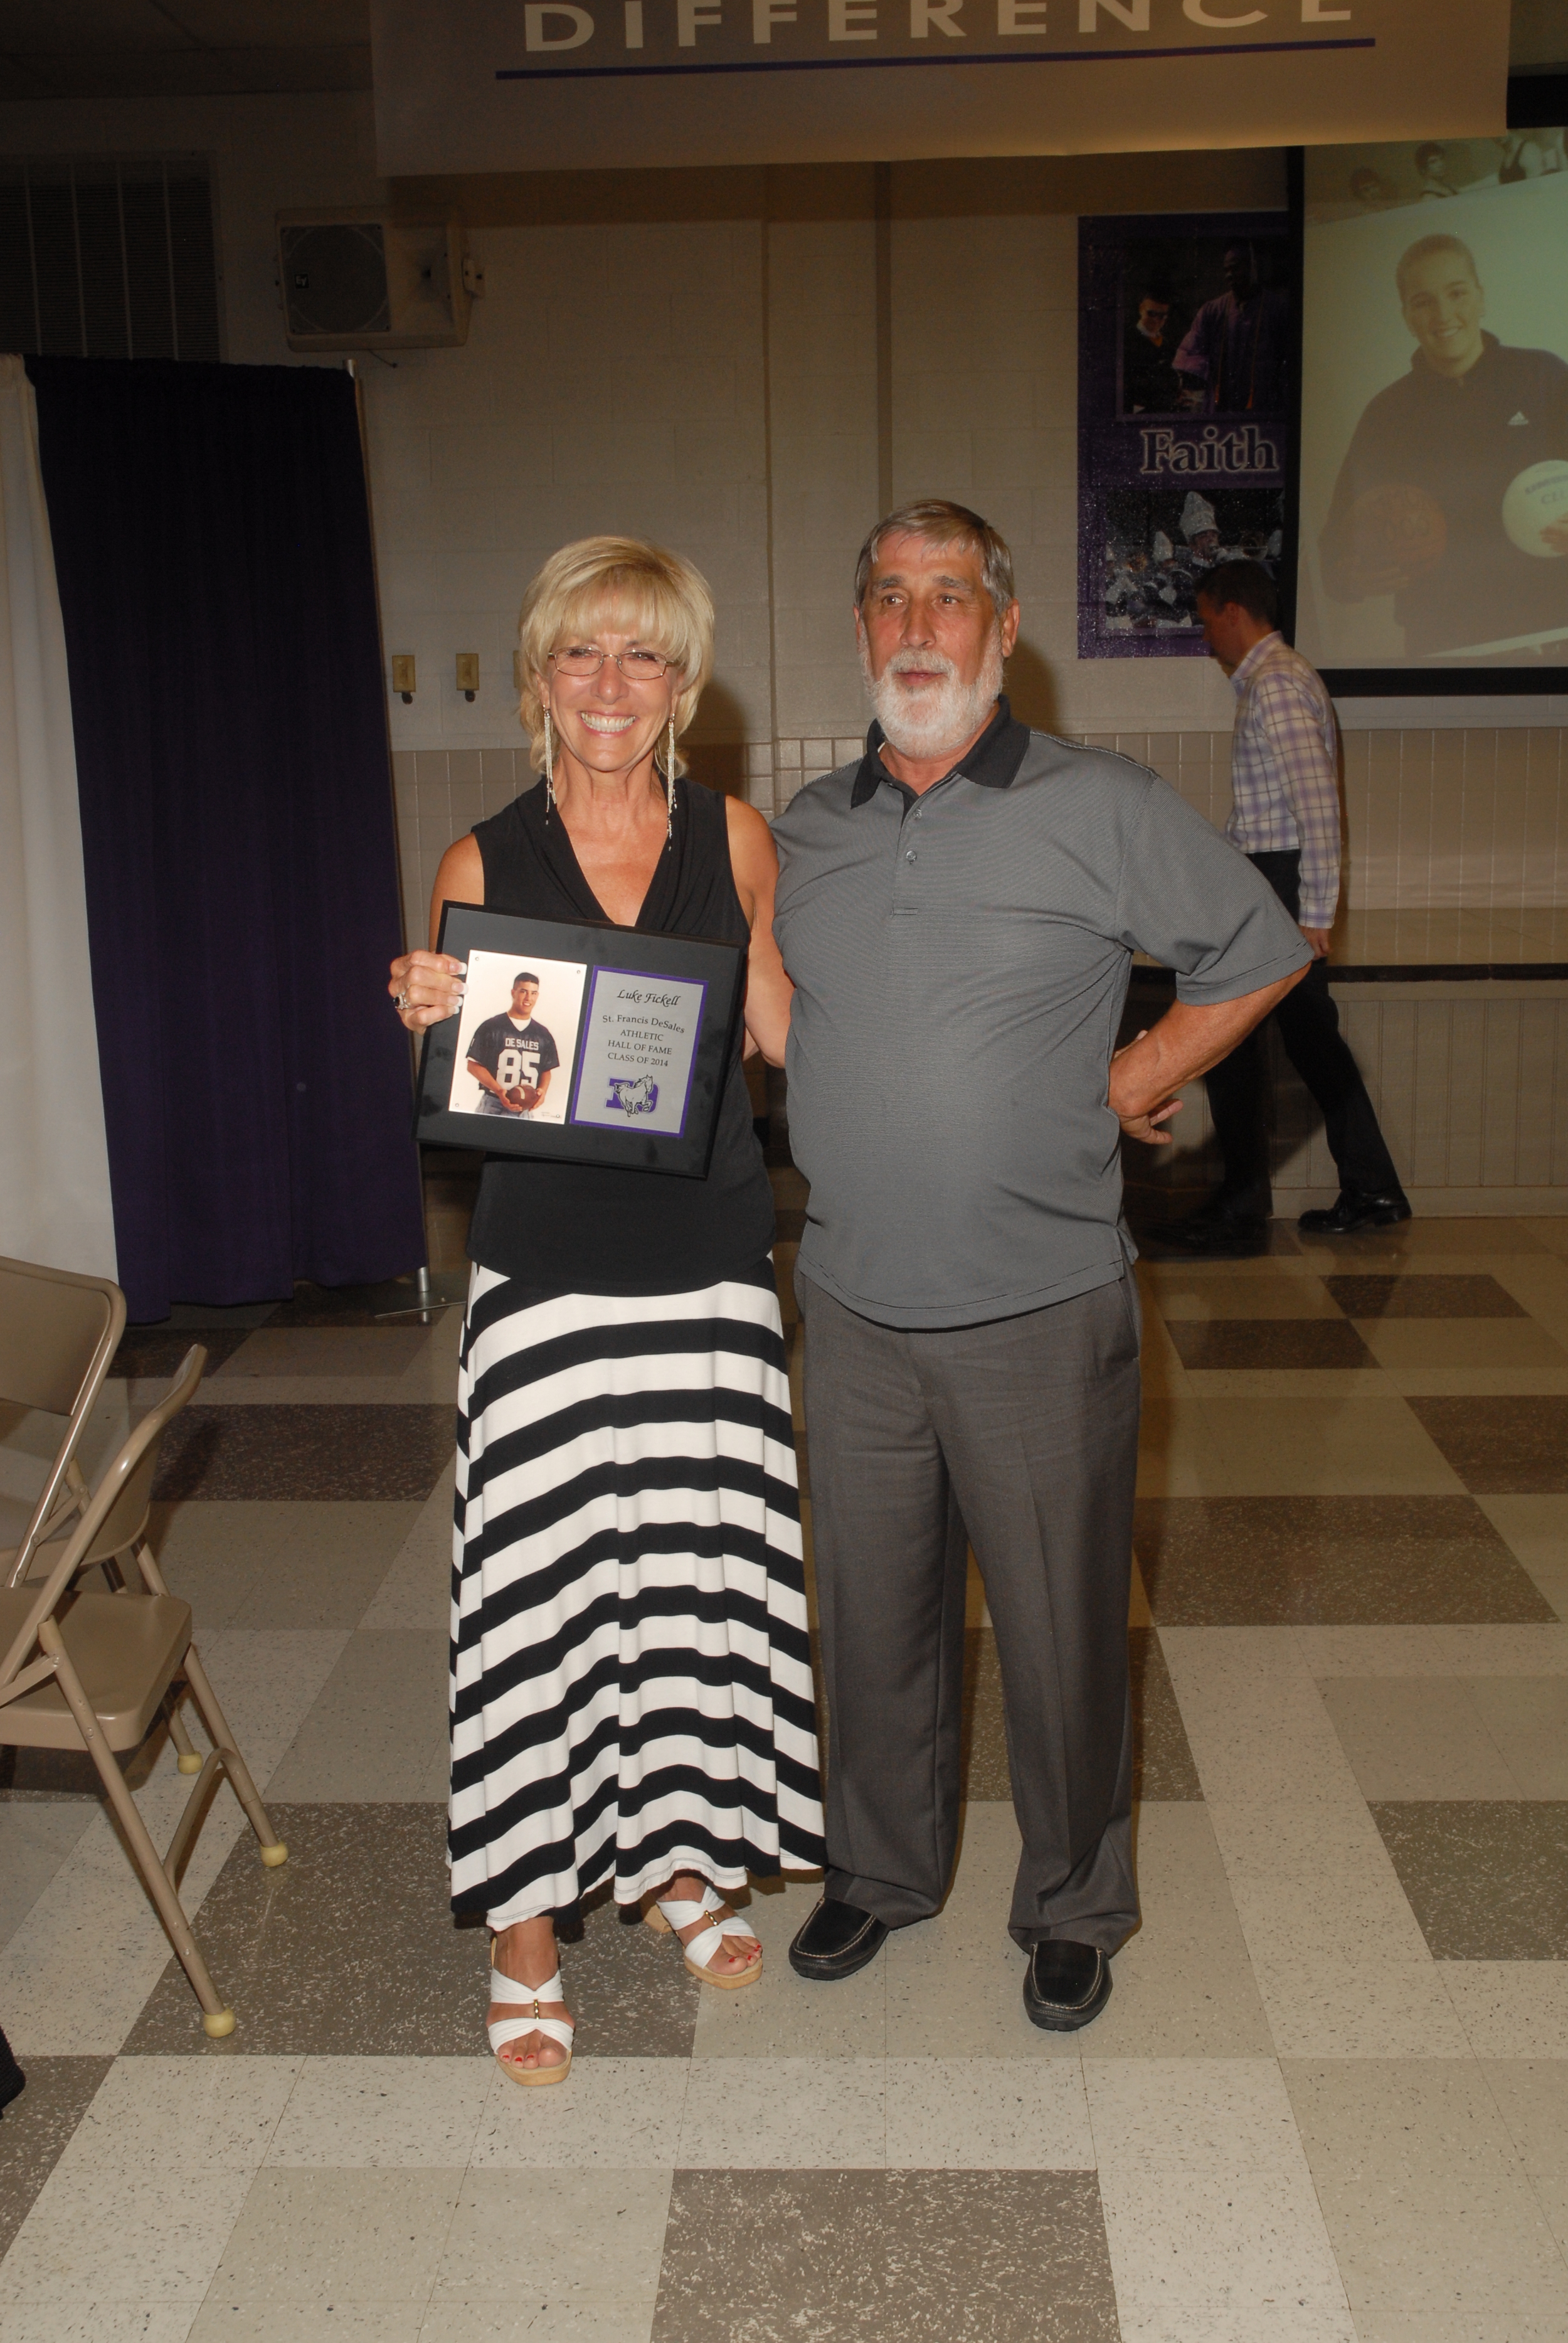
277, 211, 473, 351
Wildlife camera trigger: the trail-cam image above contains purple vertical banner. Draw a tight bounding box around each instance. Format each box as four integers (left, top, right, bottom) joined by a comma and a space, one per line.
1078, 211, 1295, 659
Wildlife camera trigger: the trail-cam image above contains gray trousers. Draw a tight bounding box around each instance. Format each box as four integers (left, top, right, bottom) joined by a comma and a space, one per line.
797, 1269, 1141, 1952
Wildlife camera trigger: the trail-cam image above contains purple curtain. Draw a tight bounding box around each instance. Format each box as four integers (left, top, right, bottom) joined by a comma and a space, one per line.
27, 356, 425, 1322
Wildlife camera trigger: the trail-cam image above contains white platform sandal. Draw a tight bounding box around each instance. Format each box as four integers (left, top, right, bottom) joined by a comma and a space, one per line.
488, 1942, 575, 2086
643, 1884, 763, 1989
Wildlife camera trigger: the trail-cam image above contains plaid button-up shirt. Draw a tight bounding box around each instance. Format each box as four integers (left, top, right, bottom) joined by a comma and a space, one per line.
1224, 631, 1341, 930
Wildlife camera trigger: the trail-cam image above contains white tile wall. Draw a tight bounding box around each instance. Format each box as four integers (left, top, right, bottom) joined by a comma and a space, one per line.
392, 748, 533, 952
396, 726, 1568, 948
1087, 728, 1568, 912
1130, 982, 1568, 1206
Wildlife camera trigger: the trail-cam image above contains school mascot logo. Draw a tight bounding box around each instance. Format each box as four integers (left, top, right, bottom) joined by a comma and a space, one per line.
607, 1075, 659, 1116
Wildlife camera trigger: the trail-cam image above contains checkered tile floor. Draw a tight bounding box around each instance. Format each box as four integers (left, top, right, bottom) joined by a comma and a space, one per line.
4, 1184, 1568, 2340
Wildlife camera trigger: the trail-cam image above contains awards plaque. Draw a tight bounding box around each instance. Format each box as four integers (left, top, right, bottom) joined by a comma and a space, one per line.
412, 903, 746, 1178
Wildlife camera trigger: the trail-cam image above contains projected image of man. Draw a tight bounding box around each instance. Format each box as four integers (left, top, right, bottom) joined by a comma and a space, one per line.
1319, 234, 1568, 659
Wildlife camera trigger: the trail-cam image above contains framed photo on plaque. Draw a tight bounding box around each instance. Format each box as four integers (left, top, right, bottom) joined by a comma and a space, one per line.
413, 903, 746, 1178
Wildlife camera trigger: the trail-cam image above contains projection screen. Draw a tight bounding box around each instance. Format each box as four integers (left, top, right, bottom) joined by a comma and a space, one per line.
1296, 125, 1568, 679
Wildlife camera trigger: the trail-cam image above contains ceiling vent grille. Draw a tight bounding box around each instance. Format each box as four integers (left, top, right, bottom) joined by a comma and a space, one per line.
0, 154, 221, 362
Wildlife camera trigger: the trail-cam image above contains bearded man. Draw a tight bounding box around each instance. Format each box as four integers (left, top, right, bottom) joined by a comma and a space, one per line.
771, 501, 1309, 2030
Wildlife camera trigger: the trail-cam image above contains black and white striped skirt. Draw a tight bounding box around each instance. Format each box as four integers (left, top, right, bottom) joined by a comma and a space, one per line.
448, 1259, 825, 1925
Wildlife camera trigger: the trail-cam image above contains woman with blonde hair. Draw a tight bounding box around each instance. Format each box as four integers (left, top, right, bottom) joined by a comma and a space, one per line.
390, 538, 823, 2083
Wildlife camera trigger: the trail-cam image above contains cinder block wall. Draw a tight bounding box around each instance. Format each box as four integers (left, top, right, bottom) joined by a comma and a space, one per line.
364, 166, 1566, 946
1, 90, 1562, 962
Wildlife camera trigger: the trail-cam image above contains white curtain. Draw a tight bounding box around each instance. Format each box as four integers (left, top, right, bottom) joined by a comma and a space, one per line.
0, 354, 117, 1278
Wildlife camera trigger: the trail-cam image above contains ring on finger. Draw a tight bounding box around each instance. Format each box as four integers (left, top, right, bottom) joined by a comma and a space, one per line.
395, 991, 410, 1011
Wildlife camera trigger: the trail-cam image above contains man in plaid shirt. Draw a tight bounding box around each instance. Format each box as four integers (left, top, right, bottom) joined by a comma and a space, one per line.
1154, 560, 1409, 1256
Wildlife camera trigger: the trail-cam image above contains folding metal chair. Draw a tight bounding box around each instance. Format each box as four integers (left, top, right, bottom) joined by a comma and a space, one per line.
0, 1344, 287, 2038
0, 1253, 127, 1587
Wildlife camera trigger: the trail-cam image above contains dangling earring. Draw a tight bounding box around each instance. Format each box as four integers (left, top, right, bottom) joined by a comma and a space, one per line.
543, 704, 555, 821
664, 713, 677, 849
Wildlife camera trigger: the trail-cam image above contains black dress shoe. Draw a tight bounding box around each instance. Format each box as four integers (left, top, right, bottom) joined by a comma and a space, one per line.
788, 1896, 889, 1981
1023, 1940, 1113, 2032
1297, 1189, 1412, 1236
1147, 1207, 1269, 1259
0, 2024, 24, 2118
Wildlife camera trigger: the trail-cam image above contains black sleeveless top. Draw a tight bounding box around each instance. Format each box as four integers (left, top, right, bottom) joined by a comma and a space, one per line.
464, 777, 776, 1295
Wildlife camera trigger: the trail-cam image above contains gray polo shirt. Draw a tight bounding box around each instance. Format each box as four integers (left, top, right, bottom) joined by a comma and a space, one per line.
772, 698, 1311, 1329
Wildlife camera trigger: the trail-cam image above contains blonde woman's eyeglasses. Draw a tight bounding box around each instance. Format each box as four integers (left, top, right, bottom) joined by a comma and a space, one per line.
548, 646, 674, 681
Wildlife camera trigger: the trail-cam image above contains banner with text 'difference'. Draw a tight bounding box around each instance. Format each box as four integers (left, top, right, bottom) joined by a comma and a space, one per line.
370, 0, 1511, 177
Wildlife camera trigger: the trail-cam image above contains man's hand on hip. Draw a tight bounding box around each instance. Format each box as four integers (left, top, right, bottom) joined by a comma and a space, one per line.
1109, 970, 1309, 1145
1109, 1033, 1184, 1146
1300, 925, 1332, 960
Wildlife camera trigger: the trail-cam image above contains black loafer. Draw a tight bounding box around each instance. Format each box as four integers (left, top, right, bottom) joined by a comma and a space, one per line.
1298, 1189, 1412, 1236
0, 2027, 24, 2118
1023, 1940, 1112, 2032
1147, 1209, 1269, 1259
788, 1896, 889, 1982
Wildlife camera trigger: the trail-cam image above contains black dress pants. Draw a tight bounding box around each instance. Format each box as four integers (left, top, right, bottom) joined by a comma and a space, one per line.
1205, 849, 1400, 1218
